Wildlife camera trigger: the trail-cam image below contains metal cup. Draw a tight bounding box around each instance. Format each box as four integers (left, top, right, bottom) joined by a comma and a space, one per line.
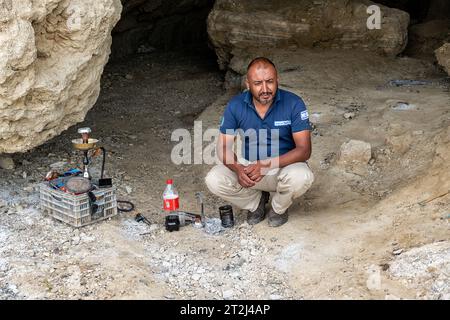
219, 205, 234, 228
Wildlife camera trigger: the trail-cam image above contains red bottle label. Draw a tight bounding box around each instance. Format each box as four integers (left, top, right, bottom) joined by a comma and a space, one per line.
163, 197, 179, 211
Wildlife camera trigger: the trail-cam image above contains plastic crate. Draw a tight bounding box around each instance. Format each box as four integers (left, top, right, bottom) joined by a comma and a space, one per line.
39, 181, 118, 228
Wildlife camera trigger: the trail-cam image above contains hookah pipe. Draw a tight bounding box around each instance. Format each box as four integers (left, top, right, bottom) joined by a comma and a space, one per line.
76, 128, 106, 180
74, 127, 133, 212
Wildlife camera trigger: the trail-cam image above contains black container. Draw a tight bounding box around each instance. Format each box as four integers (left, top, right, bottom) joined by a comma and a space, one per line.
165, 214, 180, 232
219, 205, 234, 228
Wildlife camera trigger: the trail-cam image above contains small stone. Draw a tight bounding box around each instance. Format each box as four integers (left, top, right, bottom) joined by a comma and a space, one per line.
413, 130, 424, 135
222, 289, 234, 299
8, 284, 19, 295
344, 112, 355, 119
71, 236, 80, 245
392, 248, 403, 255
197, 267, 205, 274
369, 158, 375, 166
192, 274, 201, 281
125, 74, 134, 80
270, 294, 283, 300
125, 186, 132, 194
0, 156, 15, 170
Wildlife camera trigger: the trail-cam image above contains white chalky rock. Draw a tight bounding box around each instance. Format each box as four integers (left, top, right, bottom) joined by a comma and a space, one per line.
0, 0, 122, 153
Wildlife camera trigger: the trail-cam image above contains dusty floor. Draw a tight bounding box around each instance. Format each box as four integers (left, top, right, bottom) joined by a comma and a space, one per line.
0, 47, 449, 300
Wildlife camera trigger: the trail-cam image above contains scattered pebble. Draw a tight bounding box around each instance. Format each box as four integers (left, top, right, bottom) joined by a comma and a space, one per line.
344, 112, 355, 119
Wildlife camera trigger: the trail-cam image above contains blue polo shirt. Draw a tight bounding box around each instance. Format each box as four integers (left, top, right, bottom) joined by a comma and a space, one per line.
220, 89, 311, 161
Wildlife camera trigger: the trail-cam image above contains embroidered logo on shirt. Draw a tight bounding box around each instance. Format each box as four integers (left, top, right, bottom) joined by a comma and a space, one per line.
274, 120, 291, 127
301, 110, 309, 120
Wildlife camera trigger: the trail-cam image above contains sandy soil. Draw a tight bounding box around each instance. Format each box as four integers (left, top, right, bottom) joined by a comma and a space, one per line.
0, 47, 449, 300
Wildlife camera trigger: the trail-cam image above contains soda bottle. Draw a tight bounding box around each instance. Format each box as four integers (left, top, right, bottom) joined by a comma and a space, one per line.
163, 179, 179, 212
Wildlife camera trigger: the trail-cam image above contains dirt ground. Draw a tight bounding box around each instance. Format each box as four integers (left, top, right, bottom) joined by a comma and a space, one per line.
0, 47, 449, 300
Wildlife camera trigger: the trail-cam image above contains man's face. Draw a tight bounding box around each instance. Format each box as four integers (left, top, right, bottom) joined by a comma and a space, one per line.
246, 63, 278, 106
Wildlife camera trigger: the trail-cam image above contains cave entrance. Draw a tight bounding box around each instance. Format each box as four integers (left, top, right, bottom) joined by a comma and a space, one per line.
88, 1, 225, 184
375, 0, 432, 23
110, 0, 217, 62
375, 0, 450, 58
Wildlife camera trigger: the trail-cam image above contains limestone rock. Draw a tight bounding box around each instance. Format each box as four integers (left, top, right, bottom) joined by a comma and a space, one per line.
207, 0, 410, 69
337, 139, 372, 175
436, 43, 450, 76
0, 0, 122, 153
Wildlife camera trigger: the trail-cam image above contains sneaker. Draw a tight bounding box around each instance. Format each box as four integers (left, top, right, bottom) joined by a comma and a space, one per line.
268, 208, 288, 227
247, 191, 270, 225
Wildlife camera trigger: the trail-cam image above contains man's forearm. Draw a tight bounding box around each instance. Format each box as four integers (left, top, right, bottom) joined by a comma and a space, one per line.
268, 146, 310, 169
223, 151, 242, 173
219, 144, 243, 173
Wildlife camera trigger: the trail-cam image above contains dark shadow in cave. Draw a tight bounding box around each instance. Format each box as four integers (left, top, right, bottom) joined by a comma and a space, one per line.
110, 0, 217, 62
375, 0, 432, 23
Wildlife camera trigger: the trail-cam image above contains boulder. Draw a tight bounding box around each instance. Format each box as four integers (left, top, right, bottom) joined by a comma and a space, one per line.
0, 0, 122, 154
207, 0, 410, 69
435, 43, 450, 76
337, 139, 372, 175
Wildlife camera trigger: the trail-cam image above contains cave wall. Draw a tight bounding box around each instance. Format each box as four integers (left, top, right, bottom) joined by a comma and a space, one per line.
111, 0, 215, 60
0, 0, 122, 154
207, 0, 410, 70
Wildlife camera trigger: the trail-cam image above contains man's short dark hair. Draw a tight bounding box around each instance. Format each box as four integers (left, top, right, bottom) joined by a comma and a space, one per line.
247, 57, 276, 72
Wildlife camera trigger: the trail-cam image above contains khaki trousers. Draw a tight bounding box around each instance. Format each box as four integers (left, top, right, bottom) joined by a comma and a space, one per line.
205, 162, 314, 214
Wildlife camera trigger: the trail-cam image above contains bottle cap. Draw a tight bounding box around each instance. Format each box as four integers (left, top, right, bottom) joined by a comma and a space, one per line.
166, 179, 173, 185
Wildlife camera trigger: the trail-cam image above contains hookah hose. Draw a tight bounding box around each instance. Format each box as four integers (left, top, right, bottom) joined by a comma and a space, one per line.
117, 200, 135, 212
99, 147, 106, 179
97, 147, 134, 213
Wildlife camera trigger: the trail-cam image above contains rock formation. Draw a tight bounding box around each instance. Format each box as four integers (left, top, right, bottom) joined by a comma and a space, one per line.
0, 0, 122, 153
207, 0, 410, 70
435, 43, 450, 76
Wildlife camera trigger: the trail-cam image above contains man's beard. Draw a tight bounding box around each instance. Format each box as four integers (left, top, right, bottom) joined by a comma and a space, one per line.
255, 92, 274, 105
